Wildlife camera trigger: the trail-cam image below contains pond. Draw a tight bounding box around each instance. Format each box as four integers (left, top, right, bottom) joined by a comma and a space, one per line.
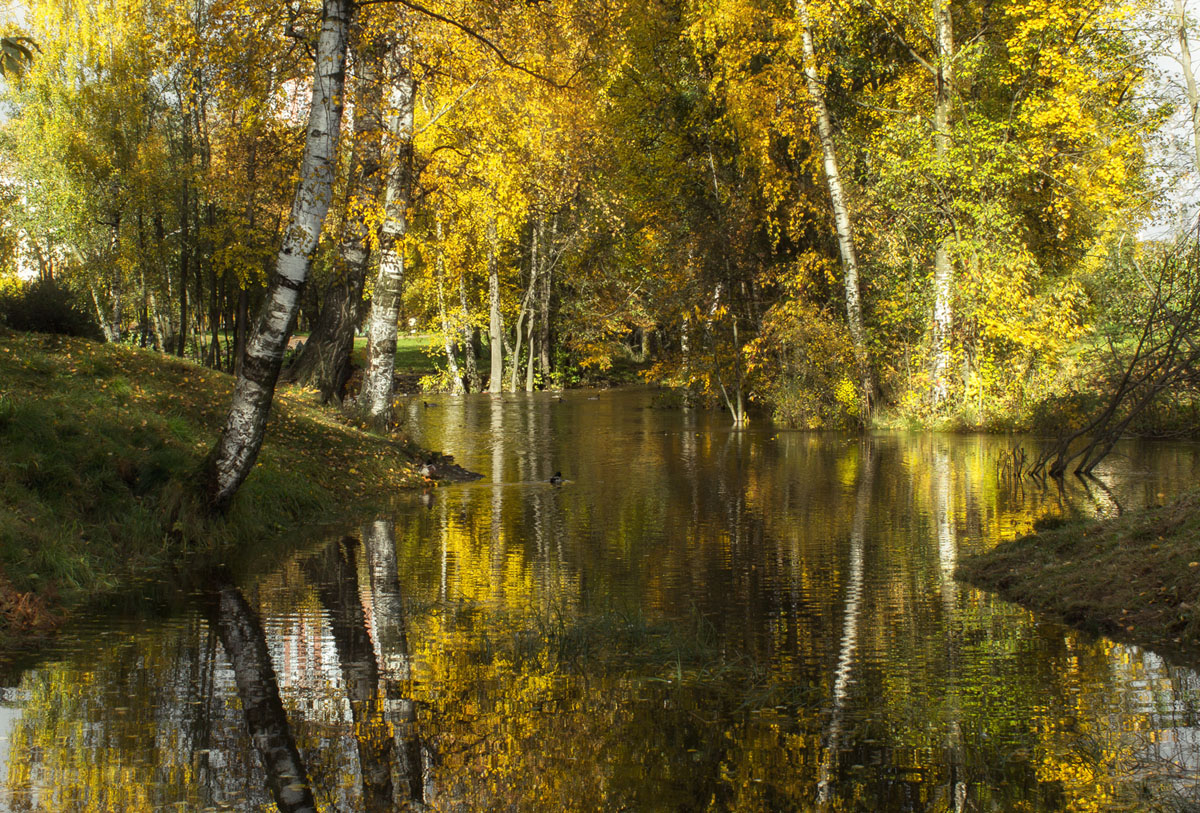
2, 388, 1199, 811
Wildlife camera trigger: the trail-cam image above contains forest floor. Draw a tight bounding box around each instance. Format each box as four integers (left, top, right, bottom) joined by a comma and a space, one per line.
0, 331, 429, 653
957, 489, 1200, 667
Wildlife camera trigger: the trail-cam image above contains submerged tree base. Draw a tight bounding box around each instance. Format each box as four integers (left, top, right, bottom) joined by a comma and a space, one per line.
0, 332, 436, 656
957, 490, 1200, 667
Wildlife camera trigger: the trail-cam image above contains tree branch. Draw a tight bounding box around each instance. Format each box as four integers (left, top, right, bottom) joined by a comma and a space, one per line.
356, 0, 582, 89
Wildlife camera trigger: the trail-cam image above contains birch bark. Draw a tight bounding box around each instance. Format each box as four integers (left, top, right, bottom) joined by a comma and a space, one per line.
795, 0, 873, 414
285, 29, 386, 402
930, 0, 955, 405
487, 219, 504, 394
1175, 0, 1200, 171
205, 0, 354, 512
360, 34, 416, 428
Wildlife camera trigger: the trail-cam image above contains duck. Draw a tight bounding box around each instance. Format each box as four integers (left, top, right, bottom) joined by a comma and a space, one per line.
418, 461, 437, 479
548, 471, 564, 486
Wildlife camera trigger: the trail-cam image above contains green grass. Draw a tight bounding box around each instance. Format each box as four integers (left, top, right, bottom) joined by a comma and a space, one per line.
0, 331, 428, 648
957, 490, 1200, 665
349, 333, 439, 371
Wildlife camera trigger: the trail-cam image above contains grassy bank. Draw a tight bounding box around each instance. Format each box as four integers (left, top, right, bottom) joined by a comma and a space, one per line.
0, 331, 427, 647
957, 490, 1200, 665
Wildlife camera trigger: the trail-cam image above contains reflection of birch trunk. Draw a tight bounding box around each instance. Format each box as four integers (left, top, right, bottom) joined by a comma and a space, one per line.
305, 538, 398, 811
490, 401, 507, 597
933, 447, 966, 812
816, 443, 875, 806
201, 580, 318, 813
361, 520, 430, 807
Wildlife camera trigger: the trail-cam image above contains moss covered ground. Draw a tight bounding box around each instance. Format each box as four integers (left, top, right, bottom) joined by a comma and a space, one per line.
957, 489, 1200, 666
0, 331, 426, 649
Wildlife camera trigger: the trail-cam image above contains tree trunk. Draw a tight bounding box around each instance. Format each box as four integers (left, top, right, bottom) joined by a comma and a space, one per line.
537, 218, 553, 383
930, 0, 955, 405
460, 277, 480, 392
178, 178, 189, 357
434, 215, 463, 394
205, 0, 354, 513
795, 0, 873, 415
487, 219, 503, 394
284, 29, 386, 402
1176, 0, 1200, 172
359, 36, 416, 428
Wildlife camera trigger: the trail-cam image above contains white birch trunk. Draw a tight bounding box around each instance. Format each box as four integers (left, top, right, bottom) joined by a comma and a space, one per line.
360, 38, 416, 427
795, 0, 872, 413
206, 0, 353, 512
1176, 0, 1200, 172
487, 220, 504, 394
434, 216, 463, 394
459, 276, 480, 392
930, 0, 955, 405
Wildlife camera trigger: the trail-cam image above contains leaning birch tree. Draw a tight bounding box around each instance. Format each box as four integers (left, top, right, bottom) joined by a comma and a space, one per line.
205, 0, 355, 512
794, 0, 873, 414
359, 29, 417, 429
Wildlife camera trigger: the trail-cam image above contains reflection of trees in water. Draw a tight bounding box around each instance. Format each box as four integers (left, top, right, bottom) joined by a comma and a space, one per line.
198, 522, 431, 813
6, 403, 1200, 810
200, 578, 318, 813
304, 526, 427, 811
816, 440, 875, 807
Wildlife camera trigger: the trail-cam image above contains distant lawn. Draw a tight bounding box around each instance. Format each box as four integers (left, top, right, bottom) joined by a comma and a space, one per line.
349, 333, 439, 372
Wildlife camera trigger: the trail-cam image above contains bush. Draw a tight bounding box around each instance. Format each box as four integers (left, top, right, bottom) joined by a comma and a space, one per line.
744, 299, 861, 429
0, 277, 102, 339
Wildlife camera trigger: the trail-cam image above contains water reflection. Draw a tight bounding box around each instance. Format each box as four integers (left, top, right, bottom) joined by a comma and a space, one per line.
200, 576, 317, 813
0, 390, 1198, 810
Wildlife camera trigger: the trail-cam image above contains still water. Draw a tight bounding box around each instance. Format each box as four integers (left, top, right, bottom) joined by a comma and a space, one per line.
3, 388, 1200, 812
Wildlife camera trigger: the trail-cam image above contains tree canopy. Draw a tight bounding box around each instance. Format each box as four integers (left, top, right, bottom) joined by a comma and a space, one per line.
0, 0, 1191, 434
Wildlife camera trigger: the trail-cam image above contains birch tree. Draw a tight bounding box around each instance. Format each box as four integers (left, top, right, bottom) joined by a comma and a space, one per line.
284, 22, 387, 402
205, 0, 354, 512
930, 0, 954, 405
794, 0, 873, 414
1174, 0, 1200, 171
359, 29, 416, 429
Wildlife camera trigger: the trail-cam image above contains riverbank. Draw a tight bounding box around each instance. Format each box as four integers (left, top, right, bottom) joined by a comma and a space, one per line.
0, 331, 429, 651
956, 489, 1200, 666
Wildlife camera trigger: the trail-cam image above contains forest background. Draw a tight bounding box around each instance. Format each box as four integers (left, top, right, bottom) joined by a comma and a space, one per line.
2, 0, 1199, 436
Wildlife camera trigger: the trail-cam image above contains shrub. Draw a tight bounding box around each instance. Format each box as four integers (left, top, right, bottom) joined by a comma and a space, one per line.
0, 277, 102, 339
